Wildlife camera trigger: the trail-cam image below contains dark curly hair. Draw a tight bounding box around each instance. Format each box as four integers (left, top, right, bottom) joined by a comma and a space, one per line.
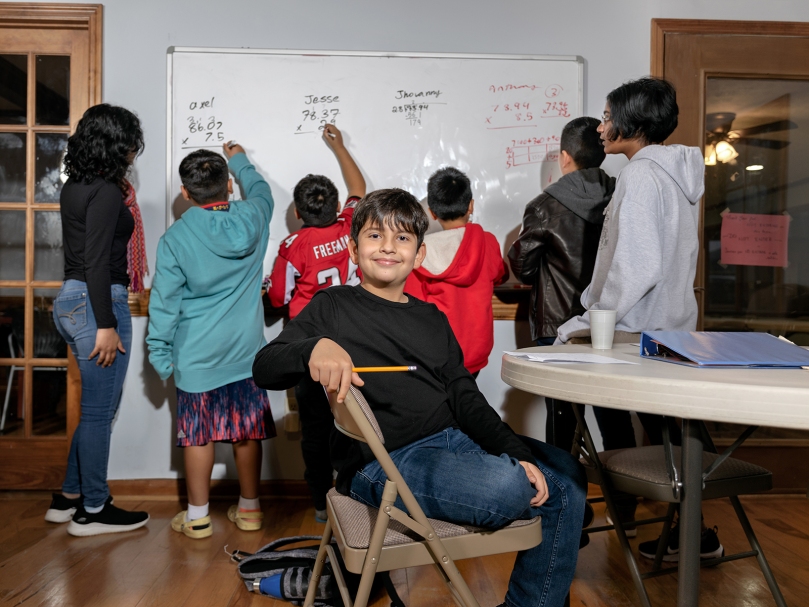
293, 174, 340, 226
63, 104, 144, 191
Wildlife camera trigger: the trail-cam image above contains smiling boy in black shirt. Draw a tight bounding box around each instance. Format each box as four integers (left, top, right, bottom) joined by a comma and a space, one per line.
252, 189, 586, 607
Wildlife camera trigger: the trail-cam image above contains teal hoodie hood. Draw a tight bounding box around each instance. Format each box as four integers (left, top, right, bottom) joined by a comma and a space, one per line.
146, 153, 275, 392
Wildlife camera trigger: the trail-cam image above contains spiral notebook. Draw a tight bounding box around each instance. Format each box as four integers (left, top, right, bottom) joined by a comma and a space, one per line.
639, 331, 809, 368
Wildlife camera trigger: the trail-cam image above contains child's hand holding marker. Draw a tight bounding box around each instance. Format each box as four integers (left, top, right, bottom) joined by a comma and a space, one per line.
223, 140, 245, 158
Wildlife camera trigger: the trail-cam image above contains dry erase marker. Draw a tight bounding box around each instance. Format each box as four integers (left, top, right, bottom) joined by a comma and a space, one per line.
226, 140, 237, 148
352, 366, 417, 373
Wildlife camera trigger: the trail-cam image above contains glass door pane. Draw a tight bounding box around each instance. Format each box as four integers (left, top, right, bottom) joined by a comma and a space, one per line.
0, 288, 26, 437
0, 55, 27, 125
704, 77, 809, 343
0, 133, 27, 202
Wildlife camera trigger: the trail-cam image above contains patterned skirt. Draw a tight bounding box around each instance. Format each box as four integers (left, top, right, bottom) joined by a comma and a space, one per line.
176, 377, 276, 447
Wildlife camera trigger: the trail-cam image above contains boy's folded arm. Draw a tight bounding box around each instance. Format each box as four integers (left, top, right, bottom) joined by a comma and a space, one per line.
146, 239, 186, 381
252, 337, 322, 390
253, 290, 342, 390
228, 152, 274, 223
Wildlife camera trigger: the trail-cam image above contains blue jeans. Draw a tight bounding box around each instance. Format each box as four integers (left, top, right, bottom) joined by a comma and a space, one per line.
53, 280, 132, 508
350, 428, 587, 607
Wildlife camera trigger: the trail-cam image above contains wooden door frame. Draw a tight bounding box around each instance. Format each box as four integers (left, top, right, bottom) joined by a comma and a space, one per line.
0, 3, 101, 488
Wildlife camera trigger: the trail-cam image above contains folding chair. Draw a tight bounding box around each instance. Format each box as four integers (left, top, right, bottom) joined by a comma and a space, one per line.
304, 385, 543, 607
571, 404, 787, 607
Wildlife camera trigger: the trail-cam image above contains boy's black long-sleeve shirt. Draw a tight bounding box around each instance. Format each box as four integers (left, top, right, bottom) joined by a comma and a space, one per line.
252, 285, 533, 493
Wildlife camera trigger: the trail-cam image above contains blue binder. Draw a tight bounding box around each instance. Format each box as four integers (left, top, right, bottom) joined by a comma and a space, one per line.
640, 331, 809, 368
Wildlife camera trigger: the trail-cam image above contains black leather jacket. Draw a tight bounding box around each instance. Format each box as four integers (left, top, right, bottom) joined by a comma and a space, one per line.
508, 169, 614, 340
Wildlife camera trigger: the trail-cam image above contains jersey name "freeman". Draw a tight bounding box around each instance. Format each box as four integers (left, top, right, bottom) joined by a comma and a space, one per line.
313, 234, 350, 260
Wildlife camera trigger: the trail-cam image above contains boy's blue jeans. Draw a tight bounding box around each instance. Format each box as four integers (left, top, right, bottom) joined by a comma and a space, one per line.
53, 280, 132, 509
350, 427, 587, 607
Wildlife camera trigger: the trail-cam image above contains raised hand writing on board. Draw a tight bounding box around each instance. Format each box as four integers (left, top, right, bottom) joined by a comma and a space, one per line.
223, 141, 246, 159
322, 125, 366, 199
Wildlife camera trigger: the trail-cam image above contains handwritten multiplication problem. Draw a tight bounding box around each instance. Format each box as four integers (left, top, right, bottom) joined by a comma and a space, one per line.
180, 97, 226, 149
486, 84, 570, 129
391, 89, 444, 126
505, 136, 560, 169
295, 94, 341, 135
542, 101, 570, 118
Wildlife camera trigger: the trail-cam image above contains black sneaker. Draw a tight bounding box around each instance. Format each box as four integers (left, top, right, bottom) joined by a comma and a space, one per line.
67, 499, 149, 537
638, 524, 724, 561
44, 493, 82, 523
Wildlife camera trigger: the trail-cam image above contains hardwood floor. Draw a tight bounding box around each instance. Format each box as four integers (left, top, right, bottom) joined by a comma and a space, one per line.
0, 491, 807, 607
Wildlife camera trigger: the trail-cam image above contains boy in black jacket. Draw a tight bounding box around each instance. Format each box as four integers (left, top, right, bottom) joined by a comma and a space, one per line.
253, 189, 586, 607
508, 117, 615, 451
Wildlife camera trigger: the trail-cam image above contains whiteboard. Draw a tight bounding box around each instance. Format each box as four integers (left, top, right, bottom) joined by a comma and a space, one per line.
167, 48, 583, 279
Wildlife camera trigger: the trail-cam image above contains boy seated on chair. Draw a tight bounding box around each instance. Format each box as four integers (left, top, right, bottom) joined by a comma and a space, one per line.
253, 189, 587, 607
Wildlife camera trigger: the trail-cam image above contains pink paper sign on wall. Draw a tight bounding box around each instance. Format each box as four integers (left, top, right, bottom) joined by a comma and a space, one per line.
720, 211, 790, 267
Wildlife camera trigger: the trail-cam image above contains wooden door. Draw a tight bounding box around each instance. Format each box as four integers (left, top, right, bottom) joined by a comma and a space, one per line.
652, 19, 809, 491
0, 4, 101, 489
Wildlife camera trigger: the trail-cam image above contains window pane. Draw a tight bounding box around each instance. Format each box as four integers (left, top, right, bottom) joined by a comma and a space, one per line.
0, 287, 25, 357
35, 133, 68, 202
32, 289, 67, 437
35, 56, 69, 126
0, 133, 26, 202
0, 211, 26, 280
0, 55, 27, 125
704, 78, 809, 334
0, 366, 24, 437
0, 288, 26, 439
34, 212, 63, 282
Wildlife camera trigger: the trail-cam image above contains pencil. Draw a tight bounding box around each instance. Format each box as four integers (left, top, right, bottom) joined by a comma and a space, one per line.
352, 366, 417, 373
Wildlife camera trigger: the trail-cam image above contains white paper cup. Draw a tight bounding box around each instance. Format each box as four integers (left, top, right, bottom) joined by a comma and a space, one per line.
589, 310, 617, 350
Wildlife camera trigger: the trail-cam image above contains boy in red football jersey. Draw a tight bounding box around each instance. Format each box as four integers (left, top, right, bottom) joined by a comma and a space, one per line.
266, 124, 365, 521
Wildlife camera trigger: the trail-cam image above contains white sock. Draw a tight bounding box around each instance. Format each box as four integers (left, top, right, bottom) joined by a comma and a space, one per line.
85, 504, 104, 514
239, 496, 260, 511
187, 502, 209, 521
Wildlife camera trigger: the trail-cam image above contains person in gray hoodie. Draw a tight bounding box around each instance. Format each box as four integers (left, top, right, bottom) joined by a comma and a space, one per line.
556, 77, 722, 562
508, 116, 615, 452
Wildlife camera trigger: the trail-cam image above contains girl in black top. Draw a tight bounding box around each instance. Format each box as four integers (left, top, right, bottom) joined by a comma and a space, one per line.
47, 104, 150, 535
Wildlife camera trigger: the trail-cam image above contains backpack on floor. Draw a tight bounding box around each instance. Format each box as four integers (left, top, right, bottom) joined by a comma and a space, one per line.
231, 536, 338, 606
230, 535, 403, 607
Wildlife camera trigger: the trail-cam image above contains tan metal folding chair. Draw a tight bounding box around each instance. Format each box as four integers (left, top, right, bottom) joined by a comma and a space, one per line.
571, 404, 787, 607
304, 385, 542, 607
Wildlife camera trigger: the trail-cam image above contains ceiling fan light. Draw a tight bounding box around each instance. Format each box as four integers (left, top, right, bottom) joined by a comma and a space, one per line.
704, 144, 717, 166
715, 140, 739, 163
746, 164, 764, 172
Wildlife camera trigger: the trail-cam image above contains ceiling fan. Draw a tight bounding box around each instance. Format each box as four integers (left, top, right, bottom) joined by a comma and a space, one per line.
704, 112, 797, 165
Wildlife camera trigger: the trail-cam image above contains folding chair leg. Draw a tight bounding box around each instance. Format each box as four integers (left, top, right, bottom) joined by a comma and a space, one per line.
353, 482, 399, 607
653, 504, 678, 571
305, 519, 335, 607
729, 496, 787, 607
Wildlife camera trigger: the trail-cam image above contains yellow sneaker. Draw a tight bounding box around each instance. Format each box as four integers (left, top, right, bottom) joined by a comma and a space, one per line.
227, 505, 263, 531
171, 510, 212, 539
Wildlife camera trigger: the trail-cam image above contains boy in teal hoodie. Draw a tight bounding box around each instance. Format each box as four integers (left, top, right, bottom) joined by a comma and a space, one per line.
147, 142, 276, 538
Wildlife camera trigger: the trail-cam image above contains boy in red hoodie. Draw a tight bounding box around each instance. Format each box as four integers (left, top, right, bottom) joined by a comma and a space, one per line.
405, 168, 508, 376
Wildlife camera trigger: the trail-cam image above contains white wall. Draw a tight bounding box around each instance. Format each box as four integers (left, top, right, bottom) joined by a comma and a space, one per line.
25, 0, 809, 480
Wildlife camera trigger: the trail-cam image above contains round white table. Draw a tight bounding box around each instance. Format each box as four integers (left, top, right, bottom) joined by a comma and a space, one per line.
501, 343, 809, 607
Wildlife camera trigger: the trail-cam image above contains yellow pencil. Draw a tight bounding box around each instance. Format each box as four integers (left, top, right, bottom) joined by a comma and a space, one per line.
352, 366, 417, 373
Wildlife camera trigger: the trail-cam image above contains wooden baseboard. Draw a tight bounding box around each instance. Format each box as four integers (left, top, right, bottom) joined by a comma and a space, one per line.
107, 478, 311, 500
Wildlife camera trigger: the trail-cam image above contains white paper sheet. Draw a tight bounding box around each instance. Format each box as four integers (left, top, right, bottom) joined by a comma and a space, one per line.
504, 352, 639, 365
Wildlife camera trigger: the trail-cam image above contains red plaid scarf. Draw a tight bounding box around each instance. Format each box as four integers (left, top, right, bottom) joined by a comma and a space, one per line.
123, 181, 149, 293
